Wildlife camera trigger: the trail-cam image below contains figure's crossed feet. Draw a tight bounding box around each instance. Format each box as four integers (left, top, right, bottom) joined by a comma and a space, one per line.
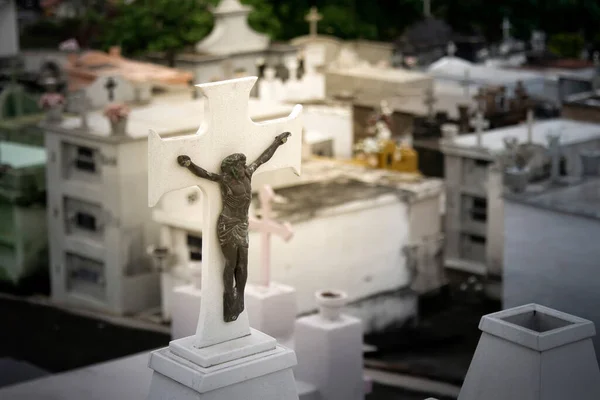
223, 292, 238, 322
223, 291, 246, 322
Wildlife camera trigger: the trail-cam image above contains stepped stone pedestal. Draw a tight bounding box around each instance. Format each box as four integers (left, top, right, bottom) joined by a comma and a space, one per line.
147, 329, 298, 400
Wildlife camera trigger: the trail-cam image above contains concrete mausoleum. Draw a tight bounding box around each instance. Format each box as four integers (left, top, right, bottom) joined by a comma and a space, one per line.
441, 118, 600, 298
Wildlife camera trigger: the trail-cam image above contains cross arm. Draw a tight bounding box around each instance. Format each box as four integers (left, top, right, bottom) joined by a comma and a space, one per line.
249, 217, 294, 242
247, 131, 292, 175
179, 156, 222, 183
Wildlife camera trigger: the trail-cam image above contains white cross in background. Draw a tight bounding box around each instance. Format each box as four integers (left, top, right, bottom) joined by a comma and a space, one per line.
471, 110, 490, 147
462, 68, 471, 99
249, 185, 294, 287
526, 108, 534, 143
104, 76, 118, 101
147, 77, 303, 348
305, 6, 323, 37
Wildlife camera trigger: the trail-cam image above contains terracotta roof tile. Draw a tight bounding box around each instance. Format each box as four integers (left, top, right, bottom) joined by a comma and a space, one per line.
66, 50, 193, 91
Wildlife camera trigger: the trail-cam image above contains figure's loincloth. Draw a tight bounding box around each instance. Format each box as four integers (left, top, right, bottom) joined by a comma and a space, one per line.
217, 214, 249, 248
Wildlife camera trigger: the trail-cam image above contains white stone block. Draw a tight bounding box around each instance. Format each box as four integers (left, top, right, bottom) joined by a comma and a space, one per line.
459, 303, 600, 400
171, 284, 201, 340
245, 283, 298, 341
294, 290, 364, 400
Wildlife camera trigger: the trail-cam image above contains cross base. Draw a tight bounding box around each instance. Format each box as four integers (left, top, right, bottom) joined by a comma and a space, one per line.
147, 341, 298, 400
169, 328, 276, 368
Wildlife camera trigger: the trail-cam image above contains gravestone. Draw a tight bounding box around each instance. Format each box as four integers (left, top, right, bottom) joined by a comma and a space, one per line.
146, 76, 303, 400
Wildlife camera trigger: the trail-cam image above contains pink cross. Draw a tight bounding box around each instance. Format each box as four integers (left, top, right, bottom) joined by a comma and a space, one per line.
249, 185, 294, 287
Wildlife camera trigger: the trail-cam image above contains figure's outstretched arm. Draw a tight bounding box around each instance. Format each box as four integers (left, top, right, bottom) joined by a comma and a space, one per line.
177, 155, 221, 182
248, 132, 292, 175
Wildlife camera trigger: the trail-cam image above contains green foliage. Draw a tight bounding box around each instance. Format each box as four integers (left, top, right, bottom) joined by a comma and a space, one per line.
245, 0, 282, 40
548, 33, 585, 58
95, 0, 214, 61
88, 0, 280, 62
19, 0, 600, 57
20, 18, 84, 48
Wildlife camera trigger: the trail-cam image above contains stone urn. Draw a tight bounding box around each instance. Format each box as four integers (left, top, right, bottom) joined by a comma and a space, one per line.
316, 289, 348, 321
39, 92, 66, 123
45, 105, 64, 122
104, 103, 130, 136
504, 166, 530, 193
580, 150, 600, 177
110, 118, 128, 136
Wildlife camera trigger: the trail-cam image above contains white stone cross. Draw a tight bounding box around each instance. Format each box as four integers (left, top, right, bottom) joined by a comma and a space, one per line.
526, 108, 534, 143
249, 184, 293, 287
305, 6, 322, 37
471, 110, 489, 147
148, 76, 303, 348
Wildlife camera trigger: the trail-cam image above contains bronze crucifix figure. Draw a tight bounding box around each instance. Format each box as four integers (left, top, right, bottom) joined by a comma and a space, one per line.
177, 131, 291, 323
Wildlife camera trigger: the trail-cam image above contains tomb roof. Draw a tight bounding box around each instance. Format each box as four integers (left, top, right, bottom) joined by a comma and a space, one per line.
505, 177, 600, 221
442, 118, 600, 158
44, 95, 295, 143
428, 57, 545, 85
65, 49, 193, 92
252, 158, 443, 223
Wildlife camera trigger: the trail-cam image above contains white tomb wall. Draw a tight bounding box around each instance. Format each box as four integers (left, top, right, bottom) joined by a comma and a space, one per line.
83, 75, 136, 110
248, 197, 411, 314
303, 106, 352, 159
46, 131, 160, 314
0, 0, 19, 58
